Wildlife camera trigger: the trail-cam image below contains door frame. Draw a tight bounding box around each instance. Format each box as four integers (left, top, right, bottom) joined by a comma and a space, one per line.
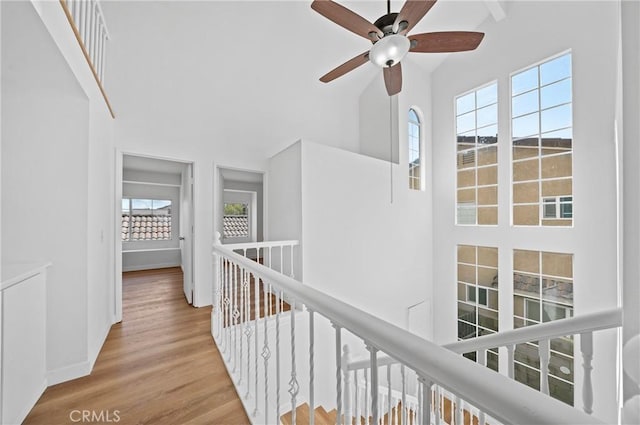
114, 150, 196, 322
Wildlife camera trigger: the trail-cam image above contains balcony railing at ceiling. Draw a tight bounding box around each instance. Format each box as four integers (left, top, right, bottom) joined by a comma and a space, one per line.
59, 0, 114, 118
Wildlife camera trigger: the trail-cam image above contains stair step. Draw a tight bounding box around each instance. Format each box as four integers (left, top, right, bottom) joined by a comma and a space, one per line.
280, 404, 336, 425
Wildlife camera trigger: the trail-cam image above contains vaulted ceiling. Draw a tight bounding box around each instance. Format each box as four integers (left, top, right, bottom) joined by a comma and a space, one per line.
101, 1, 497, 160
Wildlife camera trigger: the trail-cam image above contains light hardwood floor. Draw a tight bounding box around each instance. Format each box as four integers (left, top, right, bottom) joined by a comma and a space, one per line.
24, 267, 249, 425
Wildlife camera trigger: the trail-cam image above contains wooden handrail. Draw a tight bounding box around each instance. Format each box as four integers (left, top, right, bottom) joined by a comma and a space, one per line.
59, 0, 115, 118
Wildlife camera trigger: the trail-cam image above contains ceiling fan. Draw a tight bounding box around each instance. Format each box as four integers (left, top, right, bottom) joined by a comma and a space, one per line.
311, 0, 485, 96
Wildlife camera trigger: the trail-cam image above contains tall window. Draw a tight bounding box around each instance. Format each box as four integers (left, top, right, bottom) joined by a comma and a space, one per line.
408, 108, 422, 190
121, 198, 172, 241
513, 249, 574, 405
457, 245, 499, 371
512, 53, 573, 226
456, 83, 498, 225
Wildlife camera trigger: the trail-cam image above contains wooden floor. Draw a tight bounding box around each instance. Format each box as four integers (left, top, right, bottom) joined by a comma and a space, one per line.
24, 267, 249, 425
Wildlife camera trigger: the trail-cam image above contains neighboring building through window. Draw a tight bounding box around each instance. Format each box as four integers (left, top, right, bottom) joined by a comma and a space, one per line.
456, 82, 498, 225
122, 198, 172, 241
408, 108, 422, 190
513, 249, 574, 405
223, 202, 249, 239
457, 245, 499, 371
512, 53, 573, 226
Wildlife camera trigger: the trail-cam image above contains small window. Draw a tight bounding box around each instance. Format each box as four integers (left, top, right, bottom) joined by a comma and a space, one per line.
408, 108, 423, 190
542, 196, 573, 219
121, 198, 172, 241
223, 203, 249, 239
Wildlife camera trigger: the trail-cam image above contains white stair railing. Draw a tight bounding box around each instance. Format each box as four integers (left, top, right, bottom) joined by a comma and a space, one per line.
59, 0, 114, 117
212, 237, 607, 425
347, 308, 622, 422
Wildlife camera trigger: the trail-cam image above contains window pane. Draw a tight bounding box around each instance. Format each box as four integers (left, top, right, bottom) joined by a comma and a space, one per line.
541, 104, 572, 133
457, 93, 475, 115
132, 199, 152, 211
513, 113, 539, 139
476, 84, 497, 108
541, 78, 572, 109
408, 108, 419, 123
512, 90, 538, 118
514, 273, 540, 298
457, 111, 475, 134
540, 54, 571, 86
122, 198, 130, 213
549, 376, 574, 406
477, 104, 497, 128
456, 83, 498, 226
512, 54, 573, 227
512, 67, 538, 96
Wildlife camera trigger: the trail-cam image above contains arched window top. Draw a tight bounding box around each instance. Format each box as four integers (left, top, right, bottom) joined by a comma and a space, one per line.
409, 108, 420, 124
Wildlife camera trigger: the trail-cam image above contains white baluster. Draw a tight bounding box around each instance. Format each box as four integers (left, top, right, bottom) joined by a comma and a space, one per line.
479, 409, 486, 425
401, 365, 407, 425
100, 32, 107, 85
96, 24, 103, 82
581, 332, 594, 414
289, 300, 299, 424
354, 370, 359, 425
239, 266, 244, 384
478, 349, 487, 367
365, 368, 370, 425
387, 365, 392, 425
343, 345, 353, 425
417, 377, 422, 425
90, 1, 96, 67
539, 339, 550, 395
507, 344, 515, 379
280, 246, 284, 275
226, 260, 232, 361
82, 0, 89, 47
260, 280, 270, 421
72, 1, 80, 28
309, 310, 316, 425
335, 325, 343, 425
434, 384, 441, 425
268, 248, 273, 316
454, 396, 461, 425
368, 345, 379, 425
290, 244, 295, 278
276, 290, 282, 421
244, 271, 253, 396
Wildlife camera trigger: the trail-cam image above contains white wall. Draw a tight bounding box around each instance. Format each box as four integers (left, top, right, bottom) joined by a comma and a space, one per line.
430, 2, 619, 421
267, 142, 303, 280
300, 141, 431, 331
2, 0, 115, 384
1, 1, 90, 377
359, 76, 399, 163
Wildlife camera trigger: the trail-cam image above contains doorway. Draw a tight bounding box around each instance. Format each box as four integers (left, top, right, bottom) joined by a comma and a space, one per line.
115, 153, 195, 322
218, 168, 265, 247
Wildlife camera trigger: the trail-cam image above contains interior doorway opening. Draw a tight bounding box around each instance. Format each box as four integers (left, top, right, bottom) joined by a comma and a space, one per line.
115, 153, 195, 322
217, 168, 265, 252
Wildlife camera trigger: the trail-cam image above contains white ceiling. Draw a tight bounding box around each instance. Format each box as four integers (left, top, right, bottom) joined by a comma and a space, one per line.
101, 1, 494, 159
220, 168, 264, 184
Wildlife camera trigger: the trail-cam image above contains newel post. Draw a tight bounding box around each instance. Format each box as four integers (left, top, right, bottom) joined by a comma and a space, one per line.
212, 231, 222, 337
342, 344, 353, 425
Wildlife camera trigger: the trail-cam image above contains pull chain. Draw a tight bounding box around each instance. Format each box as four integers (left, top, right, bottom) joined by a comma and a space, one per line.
390, 91, 394, 204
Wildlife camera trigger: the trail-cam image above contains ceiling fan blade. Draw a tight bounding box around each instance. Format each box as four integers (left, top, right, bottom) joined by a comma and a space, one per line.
409, 31, 485, 53
311, 0, 382, 40
383, 62, 402, 96
320, 51, 370, 83
394, 0, 437, 35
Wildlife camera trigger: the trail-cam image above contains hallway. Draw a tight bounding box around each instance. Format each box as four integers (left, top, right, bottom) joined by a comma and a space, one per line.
24, 267, 248, 425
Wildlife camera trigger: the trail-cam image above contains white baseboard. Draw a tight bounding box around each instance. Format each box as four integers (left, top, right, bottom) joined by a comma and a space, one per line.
47, 361, 91, 386
88, 320, 112, 370
122, 262, 180, 272
8, 379, 47, 425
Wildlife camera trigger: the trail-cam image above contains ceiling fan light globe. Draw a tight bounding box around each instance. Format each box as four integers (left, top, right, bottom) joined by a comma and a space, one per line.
369, 34, 410, 68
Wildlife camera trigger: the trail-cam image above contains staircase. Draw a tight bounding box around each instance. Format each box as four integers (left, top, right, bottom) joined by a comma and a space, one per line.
280, 403, 336, 425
